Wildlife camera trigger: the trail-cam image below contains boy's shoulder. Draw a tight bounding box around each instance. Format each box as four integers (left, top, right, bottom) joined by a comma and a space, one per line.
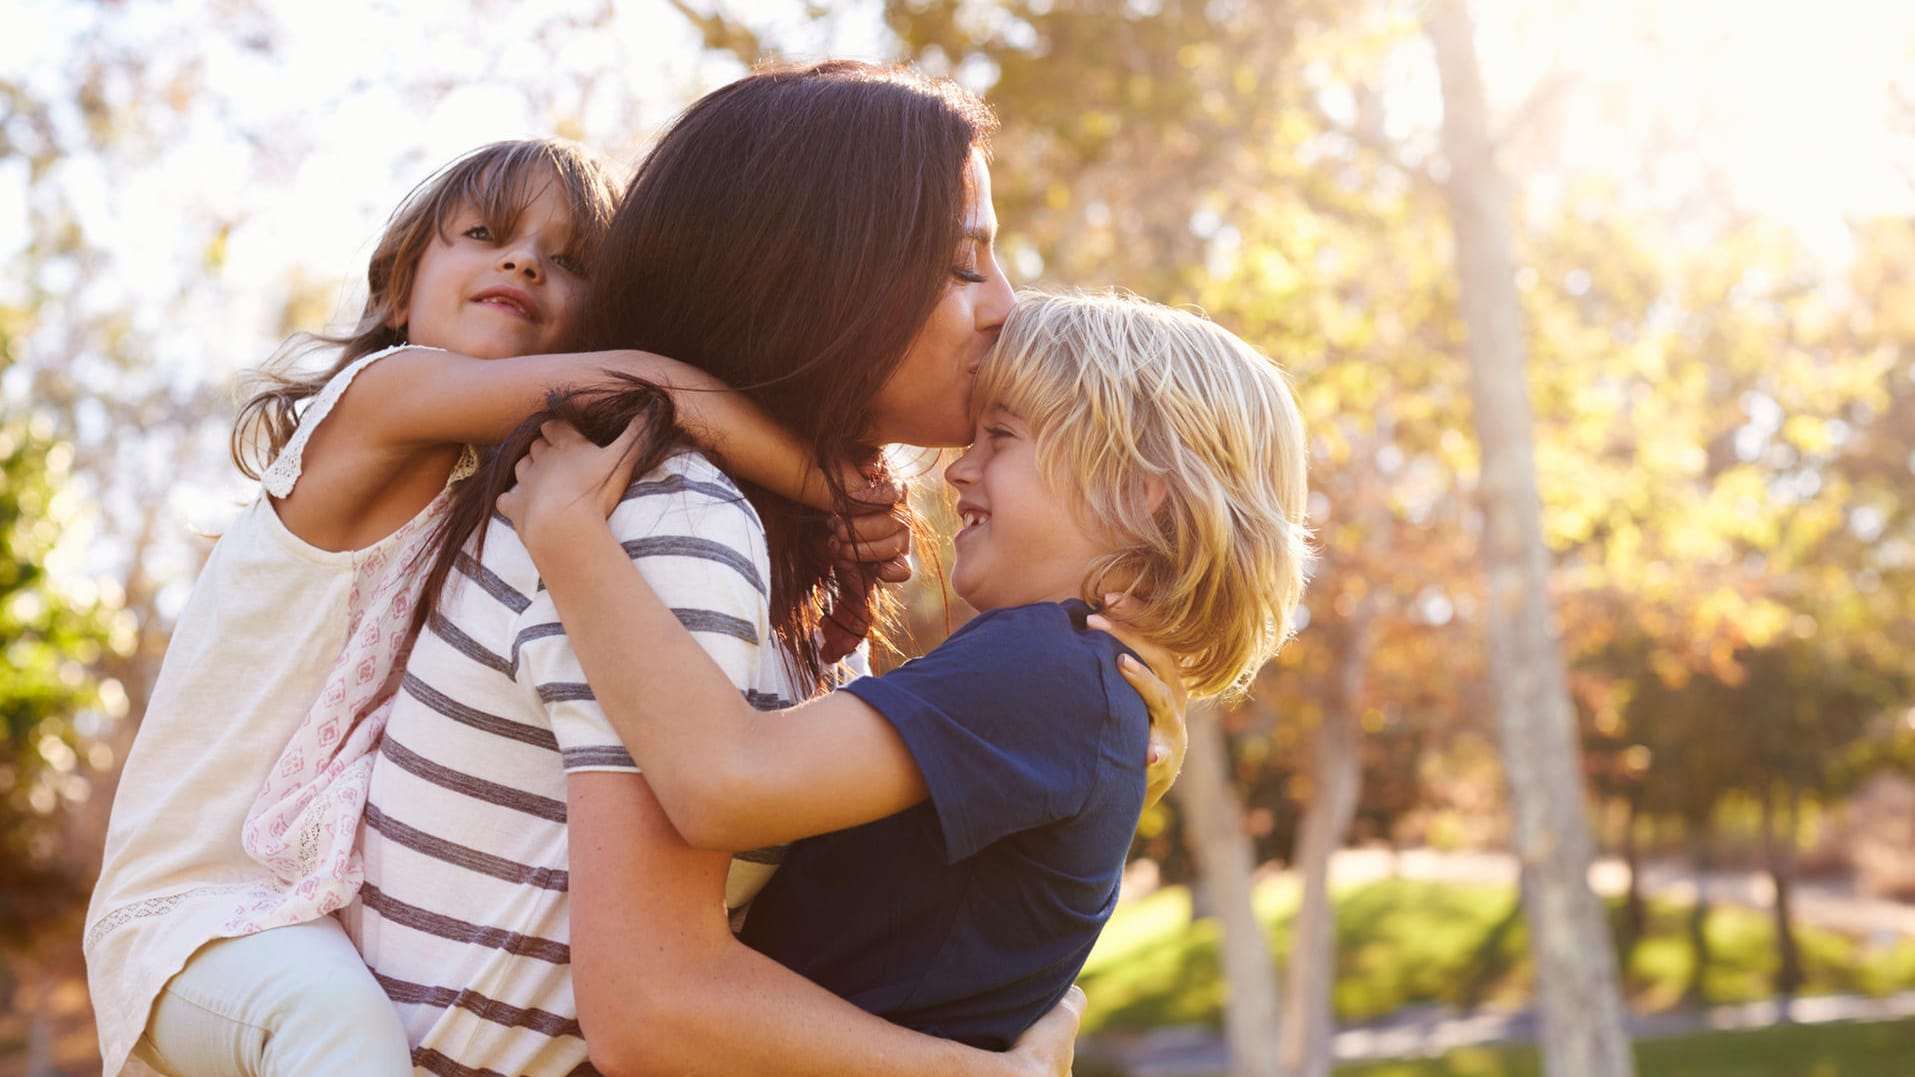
955, 600, 1122, 655
938, 601, 1142, 705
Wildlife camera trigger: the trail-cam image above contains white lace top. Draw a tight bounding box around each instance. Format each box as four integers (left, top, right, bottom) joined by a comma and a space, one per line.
83, 345, 474, 1076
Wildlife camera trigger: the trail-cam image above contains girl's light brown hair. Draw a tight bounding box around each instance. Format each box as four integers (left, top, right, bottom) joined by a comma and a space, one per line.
974, 289, 1312, 699
230, 138, 622, 479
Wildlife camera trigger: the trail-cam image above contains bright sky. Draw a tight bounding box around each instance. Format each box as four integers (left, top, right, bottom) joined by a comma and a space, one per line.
6, 0, 1913, 606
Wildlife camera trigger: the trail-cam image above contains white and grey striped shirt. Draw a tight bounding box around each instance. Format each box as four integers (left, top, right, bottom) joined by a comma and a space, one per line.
348, 451, 799, 1077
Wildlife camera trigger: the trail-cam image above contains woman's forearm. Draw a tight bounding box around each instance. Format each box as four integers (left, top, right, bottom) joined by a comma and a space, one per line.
569, 772, 1050, 1077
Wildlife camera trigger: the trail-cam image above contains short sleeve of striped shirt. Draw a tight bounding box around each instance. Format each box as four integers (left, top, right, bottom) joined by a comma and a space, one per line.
509, 452, 774, 775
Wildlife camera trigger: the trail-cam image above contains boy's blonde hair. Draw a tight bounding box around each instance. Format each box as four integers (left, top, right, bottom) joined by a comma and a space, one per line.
973, 290, 1311, 699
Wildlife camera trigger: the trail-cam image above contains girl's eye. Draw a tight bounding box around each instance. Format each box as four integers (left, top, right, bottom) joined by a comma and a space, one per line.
462, 225, 494, 241
553, 253, 586, 276
984, 425, 1013, 441
952, 266, 986, 284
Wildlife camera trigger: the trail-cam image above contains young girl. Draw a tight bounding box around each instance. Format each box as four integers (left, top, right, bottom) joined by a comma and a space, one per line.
83, 138, 898, 1077
501, 288, 1310, 1047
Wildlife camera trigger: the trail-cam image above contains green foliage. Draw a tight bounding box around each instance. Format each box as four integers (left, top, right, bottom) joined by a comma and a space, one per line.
0, 406, 119, 946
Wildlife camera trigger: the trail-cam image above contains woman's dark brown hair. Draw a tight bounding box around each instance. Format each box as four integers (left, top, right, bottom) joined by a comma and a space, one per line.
415, 61, 997, 690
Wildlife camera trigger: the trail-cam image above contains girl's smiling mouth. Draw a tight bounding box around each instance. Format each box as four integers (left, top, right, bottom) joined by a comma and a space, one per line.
471, 287, 538, 321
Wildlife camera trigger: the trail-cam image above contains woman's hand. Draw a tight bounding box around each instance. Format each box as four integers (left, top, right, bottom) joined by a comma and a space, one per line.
816, 473, 914, 663
497, 418, 646, 556
1086, 594, 1189, 812
1003, 985, 1084, 1077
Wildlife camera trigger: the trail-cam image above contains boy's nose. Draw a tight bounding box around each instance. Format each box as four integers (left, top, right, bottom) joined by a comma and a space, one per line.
944, 448, 979, 489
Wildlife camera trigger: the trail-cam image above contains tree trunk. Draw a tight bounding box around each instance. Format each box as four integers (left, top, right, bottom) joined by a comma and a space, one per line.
1684, 820, 1714, 1007
1174, 700, 1283, 1077
1277, 611, 1373, 1077
1427, 4, 1635, 1074
1762, 782, 1804, 1003
1619, 791, 1645, 966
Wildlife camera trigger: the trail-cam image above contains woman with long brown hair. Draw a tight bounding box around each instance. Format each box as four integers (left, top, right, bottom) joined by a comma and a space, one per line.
349, 62, 1129, 1075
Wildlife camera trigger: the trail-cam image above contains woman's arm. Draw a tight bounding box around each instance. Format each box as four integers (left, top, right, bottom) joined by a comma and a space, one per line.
568, 769, 1079, 1076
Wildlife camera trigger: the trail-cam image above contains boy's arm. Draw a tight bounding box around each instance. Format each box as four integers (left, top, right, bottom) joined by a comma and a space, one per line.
503, 434, 928, 850
343, 345, 843, 511
568, 769, 1078, 1077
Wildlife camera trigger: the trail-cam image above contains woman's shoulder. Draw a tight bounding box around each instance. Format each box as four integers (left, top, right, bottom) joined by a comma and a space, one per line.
610, 449, 767, 549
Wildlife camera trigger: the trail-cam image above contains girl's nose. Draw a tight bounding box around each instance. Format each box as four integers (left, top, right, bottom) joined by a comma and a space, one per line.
498, 246, 542, 280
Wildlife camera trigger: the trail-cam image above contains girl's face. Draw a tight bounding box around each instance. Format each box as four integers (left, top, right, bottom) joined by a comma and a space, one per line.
396, 179, 589, 359
863, 152, 1015, 448
944, 403, 1109, 611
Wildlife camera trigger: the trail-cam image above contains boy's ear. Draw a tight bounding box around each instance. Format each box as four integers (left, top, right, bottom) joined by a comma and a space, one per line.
1142, 475, 1169, 517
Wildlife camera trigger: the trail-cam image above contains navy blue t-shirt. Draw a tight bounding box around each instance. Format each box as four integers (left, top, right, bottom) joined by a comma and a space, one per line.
740, 599, 1150, 1050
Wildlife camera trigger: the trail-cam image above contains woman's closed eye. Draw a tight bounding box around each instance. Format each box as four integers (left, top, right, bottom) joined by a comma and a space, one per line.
952, 264, 986, 284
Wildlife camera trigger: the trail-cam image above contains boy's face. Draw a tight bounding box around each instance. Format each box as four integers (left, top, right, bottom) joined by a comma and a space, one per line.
396, 179, 588, 359
944, 403, 1109, 611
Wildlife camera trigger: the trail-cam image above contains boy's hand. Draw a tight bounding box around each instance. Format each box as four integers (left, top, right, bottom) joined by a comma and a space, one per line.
1004, 984, 1084, 1077
1086, 594, 1189, 812
497, 418, 646, 554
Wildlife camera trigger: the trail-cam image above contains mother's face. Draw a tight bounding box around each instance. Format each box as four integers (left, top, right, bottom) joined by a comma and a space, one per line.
862, 152, 1014, 449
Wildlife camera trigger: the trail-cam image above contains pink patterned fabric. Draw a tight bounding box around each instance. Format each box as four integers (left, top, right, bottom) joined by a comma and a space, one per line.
223, 498, 448, 935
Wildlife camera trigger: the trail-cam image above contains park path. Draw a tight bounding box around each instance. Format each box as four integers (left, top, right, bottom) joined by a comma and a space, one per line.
1092, 989, 1915, 1074
1090, 847, 1915, 1075
1327, 846, 1915, 939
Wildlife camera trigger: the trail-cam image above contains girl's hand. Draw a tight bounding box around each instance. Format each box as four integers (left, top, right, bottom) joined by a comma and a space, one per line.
1004, 984, 1084, 1077
1086, 594, 1189, 812
497, 418, 647, 555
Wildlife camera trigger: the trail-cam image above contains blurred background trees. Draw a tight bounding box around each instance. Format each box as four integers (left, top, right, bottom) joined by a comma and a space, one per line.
6, 0, 1915, 1073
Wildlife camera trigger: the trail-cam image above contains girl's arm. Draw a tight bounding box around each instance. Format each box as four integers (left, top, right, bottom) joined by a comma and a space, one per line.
504, 425, 928, 851
346, 345, 846, 510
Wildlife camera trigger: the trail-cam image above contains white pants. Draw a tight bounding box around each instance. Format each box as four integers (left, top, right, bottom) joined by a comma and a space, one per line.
132, 917, 411, 1077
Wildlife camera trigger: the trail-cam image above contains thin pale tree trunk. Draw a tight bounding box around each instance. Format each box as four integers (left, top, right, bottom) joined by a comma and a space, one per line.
1277, 608, 1373, 1077
1619, 791, 1645, 963
1427, 3, 1635, 1074
1175, 700, 1283, 1076
1684, 821, 1714, 1007
1762, 783, 1804, 1002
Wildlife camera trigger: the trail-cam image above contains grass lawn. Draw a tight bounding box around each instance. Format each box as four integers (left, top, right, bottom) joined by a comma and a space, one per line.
1331, 1016, 1915, 1076
1075, 876, 1915, 1036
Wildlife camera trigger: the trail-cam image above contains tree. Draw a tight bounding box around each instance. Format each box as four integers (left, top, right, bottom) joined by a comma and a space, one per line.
1426, 2, 1634, 1073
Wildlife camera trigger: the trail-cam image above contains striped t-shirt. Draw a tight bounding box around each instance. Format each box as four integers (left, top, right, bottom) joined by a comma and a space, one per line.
348, 451, 799, 1077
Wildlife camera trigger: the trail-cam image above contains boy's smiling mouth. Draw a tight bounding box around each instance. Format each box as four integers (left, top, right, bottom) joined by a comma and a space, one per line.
956, 501, 990, 539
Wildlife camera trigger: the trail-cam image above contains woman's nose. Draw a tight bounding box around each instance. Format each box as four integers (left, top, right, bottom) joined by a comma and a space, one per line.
979, 263, 1013, 332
